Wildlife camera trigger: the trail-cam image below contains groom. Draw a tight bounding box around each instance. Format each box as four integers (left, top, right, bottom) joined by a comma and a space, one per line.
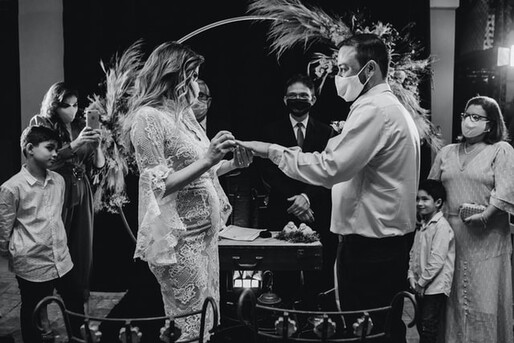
240, 33, 420, 342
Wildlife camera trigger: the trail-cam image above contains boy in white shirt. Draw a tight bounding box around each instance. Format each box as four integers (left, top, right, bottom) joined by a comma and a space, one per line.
408, 179, 455, 343
0, 126, 83, 342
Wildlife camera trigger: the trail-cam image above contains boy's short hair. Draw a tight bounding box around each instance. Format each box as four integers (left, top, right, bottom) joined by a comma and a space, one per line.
419, 179, 447, 205
20, 125, 60, 157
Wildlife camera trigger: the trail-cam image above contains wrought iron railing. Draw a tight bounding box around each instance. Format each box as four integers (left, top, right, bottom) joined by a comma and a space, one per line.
236, 288, 418, 342
32, 296, 218, 343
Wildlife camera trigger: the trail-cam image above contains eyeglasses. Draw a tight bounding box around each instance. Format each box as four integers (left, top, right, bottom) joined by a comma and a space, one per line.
198, 93, 211, 102
59, 102, 78, 109
285, 93, 311, 100
460, 112, 489, 122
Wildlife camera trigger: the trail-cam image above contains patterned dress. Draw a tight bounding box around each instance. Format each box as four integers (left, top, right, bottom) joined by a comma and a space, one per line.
428, 142, 514, 343
130, 104, 231, 341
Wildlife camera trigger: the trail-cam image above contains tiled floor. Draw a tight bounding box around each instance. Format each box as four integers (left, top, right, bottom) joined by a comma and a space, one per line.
1, 256, 420, 342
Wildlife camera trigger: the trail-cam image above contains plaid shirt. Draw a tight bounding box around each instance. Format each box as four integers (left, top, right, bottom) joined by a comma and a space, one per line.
0, 166, 72, 282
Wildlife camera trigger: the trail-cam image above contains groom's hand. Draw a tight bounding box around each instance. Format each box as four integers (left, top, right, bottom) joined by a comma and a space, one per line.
236, 140, 271, 158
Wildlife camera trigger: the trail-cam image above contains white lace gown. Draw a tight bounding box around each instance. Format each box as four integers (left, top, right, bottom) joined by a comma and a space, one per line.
130, 104, 231, 341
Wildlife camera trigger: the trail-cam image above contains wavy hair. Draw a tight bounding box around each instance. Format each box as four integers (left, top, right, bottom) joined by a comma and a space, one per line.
39, 82, 79, 142
40, 82, 79, 120
129, 41, 204, 112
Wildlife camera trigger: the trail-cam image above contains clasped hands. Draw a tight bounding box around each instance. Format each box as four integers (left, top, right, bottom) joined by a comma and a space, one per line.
288, 194, 315, 223
206, 131, 255, 168
209, 136, 314, 222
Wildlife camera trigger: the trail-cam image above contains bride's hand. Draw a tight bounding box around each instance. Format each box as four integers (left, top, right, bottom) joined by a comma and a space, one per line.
232, 145, 254, 168
236, 140, 271, 158
206, 131, 236, 166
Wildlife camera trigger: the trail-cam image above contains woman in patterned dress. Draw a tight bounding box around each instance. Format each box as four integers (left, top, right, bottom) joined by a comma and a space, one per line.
122, 42, 252, 340
428, 96, 514, 342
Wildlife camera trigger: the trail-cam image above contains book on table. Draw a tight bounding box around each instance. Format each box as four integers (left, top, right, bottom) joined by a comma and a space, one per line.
219, 225, 265, 241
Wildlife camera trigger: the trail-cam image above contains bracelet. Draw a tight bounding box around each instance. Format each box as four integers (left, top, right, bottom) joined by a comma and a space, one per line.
480, 213, 488, 228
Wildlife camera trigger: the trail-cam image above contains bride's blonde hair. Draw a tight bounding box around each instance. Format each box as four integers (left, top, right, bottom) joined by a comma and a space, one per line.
130, 41, 204, 111
119, 42, 204, 150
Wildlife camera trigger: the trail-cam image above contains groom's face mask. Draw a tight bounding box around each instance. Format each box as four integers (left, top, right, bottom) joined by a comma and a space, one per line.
335, 46, 375, 102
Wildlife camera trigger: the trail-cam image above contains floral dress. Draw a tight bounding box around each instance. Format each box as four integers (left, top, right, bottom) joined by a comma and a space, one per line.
130, 105, 231, 341
428, 142, 514, 343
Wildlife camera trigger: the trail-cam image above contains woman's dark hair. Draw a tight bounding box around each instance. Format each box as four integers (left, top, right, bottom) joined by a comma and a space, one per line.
39, 82, 80, 143
463, 95, 509, 143
40, 82, 79, 121
338, 33, 390, 77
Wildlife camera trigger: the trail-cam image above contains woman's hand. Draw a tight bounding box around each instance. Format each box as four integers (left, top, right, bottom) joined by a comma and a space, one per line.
463, 213, 487, 228
232, 145, 254, 168
206, 131, 236, 166
91, 128, 103, 148
71, 127, 101, 150
236, 140, 271, 158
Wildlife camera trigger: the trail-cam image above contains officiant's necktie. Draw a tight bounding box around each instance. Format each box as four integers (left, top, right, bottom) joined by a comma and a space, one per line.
296, 122, 304, 148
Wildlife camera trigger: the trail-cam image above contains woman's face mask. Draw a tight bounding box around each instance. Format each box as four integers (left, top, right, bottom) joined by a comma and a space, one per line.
461, 117, 488, 138
192, 100, 209, 122
335, 61, 372, 102
460, 105, 489, 138
56, 96, 78, 124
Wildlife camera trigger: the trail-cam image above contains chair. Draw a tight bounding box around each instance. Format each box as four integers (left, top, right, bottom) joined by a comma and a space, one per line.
236, 288, 417, 342
32, 295, 219, 343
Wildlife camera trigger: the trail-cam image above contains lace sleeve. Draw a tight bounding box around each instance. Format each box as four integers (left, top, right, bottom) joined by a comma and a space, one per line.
130, 108, 185, 265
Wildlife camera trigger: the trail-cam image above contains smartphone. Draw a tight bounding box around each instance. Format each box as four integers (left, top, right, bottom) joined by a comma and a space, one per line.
86, 110, 101, 130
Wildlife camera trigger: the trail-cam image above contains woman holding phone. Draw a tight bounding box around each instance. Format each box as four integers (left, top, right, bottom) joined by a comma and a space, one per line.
29, 82, 105, 308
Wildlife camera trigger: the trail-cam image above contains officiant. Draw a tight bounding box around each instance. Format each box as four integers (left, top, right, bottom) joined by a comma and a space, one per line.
257, 74, 336, 302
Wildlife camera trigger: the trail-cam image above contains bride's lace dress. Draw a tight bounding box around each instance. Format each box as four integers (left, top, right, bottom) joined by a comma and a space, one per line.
130, 105, 231, 340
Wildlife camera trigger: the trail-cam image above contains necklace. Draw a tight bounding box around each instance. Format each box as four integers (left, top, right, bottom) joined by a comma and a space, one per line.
463, 142, 480, 154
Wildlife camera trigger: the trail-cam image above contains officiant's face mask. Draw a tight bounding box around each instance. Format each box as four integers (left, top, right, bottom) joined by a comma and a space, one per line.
286, 99, 312, 116
284, 82, 316, 117
335, 60, 373, 102
192, 101, 208, 122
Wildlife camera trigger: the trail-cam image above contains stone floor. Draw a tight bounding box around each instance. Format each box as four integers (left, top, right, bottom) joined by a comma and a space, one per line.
0, 257, 125, 343
0, 256, 420, 343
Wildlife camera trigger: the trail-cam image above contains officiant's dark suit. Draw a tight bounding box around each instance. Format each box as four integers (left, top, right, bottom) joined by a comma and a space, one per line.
260, 115, 334, 229
258, 74, 336, 299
